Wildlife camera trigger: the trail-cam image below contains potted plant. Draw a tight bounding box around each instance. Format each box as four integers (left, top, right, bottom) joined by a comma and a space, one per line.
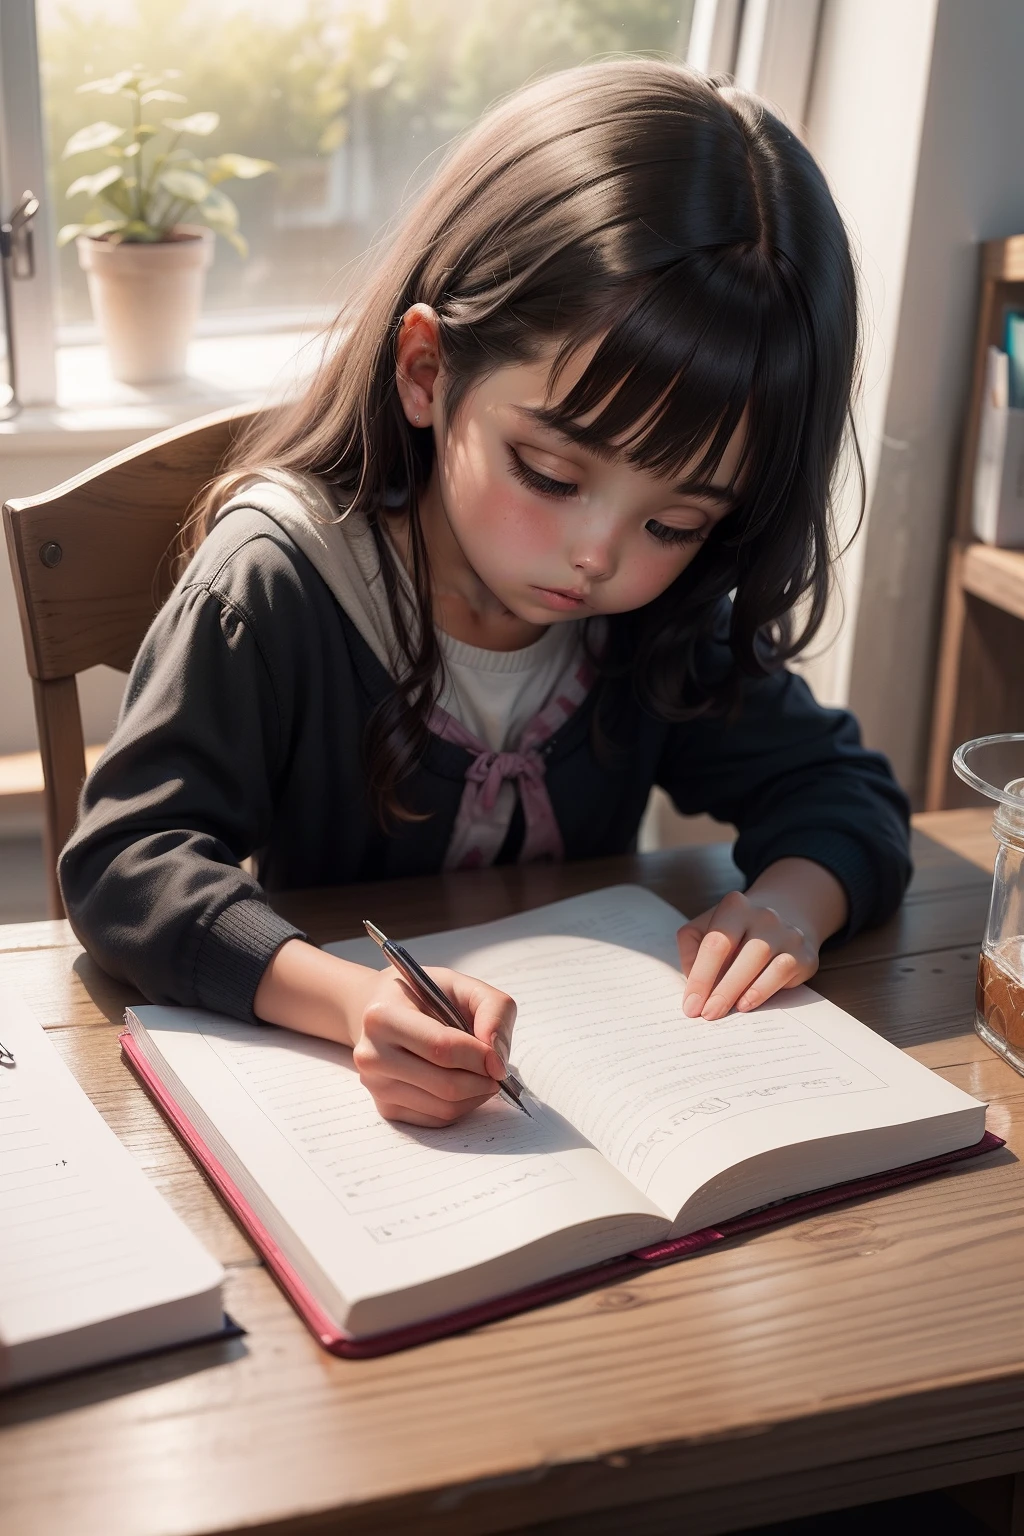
57, 66, 276, 385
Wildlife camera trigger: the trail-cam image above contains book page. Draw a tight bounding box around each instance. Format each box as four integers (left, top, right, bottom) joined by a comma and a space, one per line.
0, 995, 223, 1379
329, 886, 984, 1224
130, 1010, 668, 1329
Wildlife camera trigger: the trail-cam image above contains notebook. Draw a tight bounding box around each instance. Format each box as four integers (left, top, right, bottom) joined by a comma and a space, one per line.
0, 994, 226, 1389
121, 885, 995, 1357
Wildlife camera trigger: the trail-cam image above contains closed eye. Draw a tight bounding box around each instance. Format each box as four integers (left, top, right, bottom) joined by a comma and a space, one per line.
645, 519, 707, 547
507, 445, 578, 499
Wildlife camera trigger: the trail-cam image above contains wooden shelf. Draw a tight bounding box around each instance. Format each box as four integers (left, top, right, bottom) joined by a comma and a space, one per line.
926, 231, 1024, 809
961, 543, 1024, 623
983, 233, 1024, 282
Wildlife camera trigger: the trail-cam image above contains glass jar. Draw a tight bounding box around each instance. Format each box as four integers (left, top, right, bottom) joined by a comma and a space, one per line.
953, 734, 1024, 1069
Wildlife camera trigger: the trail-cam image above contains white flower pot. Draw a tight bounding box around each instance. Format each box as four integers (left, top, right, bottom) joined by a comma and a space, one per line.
76, 224, 215, 385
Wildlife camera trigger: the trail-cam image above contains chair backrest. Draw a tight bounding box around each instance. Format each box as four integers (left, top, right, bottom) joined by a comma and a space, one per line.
3, 401, 275, 915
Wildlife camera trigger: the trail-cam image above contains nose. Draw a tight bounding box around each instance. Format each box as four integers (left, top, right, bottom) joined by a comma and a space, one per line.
569, 521, 619, 582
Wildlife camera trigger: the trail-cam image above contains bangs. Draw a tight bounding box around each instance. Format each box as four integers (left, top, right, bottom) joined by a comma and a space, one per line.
535, 250, 813, 536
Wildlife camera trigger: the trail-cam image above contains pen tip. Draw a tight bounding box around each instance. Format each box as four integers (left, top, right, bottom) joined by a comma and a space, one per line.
363, 920, 386, 949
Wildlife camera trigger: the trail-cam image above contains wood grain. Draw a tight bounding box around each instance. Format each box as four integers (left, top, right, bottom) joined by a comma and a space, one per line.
1, 825, 1019, 1536
1, 401, 274, 917
962, 544, 1024, 624
32, 675, 86, 914
927, 227, 1024, 811
2, 403, 269, 681
914, 807, 997, 873
268, 829, 993, 959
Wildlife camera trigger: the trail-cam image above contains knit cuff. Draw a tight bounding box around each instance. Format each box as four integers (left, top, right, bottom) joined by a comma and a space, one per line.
193, 897, 307, 1020
744, 830, 878, 945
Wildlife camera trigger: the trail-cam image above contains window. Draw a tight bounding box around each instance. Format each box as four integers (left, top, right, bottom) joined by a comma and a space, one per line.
2, 0, 821, 407
35, 0, 696, 340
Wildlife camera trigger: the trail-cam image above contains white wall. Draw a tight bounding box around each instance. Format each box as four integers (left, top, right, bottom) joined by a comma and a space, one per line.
845, 0, 1024, 800
798, 0, 940, 707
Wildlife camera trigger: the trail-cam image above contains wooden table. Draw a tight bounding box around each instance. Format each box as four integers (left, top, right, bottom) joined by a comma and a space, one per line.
2, 816, 1022, 1536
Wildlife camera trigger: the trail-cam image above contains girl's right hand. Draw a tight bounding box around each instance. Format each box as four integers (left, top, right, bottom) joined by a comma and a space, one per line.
352, 966, 517, 1127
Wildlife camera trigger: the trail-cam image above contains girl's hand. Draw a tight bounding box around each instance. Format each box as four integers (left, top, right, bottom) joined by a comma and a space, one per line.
675, 858, 849, 1021
253, 941, 516, 1129
352, 966, 516, 1128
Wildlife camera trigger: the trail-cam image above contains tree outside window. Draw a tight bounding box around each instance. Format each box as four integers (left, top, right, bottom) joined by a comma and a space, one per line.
36, 0, 694, 331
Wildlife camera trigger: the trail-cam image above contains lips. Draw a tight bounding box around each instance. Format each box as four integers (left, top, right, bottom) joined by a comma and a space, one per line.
531, 585, 587, 609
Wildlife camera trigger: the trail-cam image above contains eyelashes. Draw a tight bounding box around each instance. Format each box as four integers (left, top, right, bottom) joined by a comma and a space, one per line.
644, 520, 707, 547
506, 445, 708, 548
507, 445, 578, 498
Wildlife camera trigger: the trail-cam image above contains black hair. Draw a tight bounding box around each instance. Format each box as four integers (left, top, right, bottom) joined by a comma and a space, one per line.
188, 59, 861, 823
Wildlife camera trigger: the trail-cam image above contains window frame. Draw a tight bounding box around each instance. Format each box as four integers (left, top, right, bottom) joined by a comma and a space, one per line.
0, 0, 821, 413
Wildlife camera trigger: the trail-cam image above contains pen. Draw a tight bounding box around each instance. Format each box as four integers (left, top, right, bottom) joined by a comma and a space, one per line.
0, 1039, 15, 1066
363, 920, 531, 1116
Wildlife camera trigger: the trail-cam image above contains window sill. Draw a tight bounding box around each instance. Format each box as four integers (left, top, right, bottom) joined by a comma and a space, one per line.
0, 329, 324, 456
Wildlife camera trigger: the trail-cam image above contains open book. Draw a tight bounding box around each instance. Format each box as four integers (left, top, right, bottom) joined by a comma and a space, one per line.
122, 886, 991, 1354
1, 993, 225, 1389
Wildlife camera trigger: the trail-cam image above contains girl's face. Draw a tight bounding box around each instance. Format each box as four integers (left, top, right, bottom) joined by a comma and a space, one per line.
395, 307, 743, 637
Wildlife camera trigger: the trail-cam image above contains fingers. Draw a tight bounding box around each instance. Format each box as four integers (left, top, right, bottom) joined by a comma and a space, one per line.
431, 969, 517, 1078
736, 951, 814, 1012
357, 1000, 495, 1095
353, 969, 517, 1127
701, 936, 776, 1020
676, 915, 710, 976
373, 1076, 497, 1128
678, 894, 749, 1017
678, 892, 818, 1021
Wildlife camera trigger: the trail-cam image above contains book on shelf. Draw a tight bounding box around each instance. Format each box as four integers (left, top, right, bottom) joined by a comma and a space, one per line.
122, 885, 995, 1357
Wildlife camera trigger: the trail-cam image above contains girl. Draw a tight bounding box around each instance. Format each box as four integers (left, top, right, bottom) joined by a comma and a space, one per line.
61, 60, 911, 1129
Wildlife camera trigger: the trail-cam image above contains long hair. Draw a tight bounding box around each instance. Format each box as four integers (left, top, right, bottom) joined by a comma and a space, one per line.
184, 59, 862, 825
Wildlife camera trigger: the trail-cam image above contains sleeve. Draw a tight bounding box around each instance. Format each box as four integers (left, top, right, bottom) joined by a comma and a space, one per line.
58, 567, 307, 1019
656, 660, 912, 943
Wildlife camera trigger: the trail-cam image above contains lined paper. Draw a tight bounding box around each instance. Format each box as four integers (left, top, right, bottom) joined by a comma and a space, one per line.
329, 885, 984, 1222
0, 995, 223, 1383
202, 1023, 577, 1242
135, 1012, 663, 1313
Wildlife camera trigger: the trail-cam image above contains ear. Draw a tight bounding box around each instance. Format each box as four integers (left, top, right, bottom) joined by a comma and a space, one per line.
395, 304, 441, 429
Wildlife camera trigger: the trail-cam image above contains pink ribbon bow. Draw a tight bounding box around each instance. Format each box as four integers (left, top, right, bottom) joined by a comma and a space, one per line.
427, 643, 599, 872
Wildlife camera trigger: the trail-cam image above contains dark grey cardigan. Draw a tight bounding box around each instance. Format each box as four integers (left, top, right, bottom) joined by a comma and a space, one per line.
59, 509, 912, 1020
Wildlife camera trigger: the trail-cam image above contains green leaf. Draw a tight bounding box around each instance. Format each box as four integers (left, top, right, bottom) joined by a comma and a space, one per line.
158, 168, 211, 205
99, 180, 136, 217
66, 165, 124, 200
202, 152, 276, 184
119, 220, 162, 242
222, 229, 249, 259
74, 70, 138, 96
198, 186, 240, 233
162, 111, 220, 137
56, 218, 128, 247
140, 89, 187, 105
61, 121, 125, 158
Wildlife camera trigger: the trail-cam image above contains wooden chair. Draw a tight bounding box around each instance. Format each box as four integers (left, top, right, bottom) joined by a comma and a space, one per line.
3, 401, 274, 916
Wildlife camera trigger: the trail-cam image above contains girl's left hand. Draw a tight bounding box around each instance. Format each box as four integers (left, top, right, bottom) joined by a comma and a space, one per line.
675, 859, 849, 1021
